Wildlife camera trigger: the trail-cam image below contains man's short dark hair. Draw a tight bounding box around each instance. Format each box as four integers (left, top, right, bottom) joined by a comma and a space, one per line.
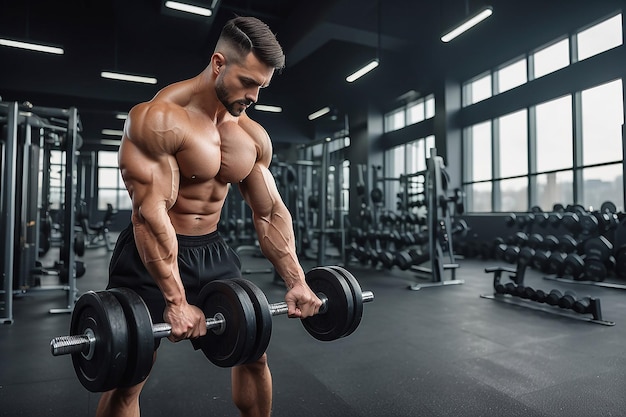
220, 16, 285, 70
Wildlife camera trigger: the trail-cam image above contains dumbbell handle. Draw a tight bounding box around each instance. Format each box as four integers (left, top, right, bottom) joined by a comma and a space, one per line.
50, 290, 374, 356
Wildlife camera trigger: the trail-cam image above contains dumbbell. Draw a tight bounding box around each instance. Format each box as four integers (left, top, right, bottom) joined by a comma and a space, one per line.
583, 236, 614, 282
544, 289, 562, 306
50, 266, 373, 392
563, 253, 585, 280
572, 297, 593, 314
531, 250, 551, 273
558, 290, 577, 309
394, 249, 429, 270
547, 252, 567, 276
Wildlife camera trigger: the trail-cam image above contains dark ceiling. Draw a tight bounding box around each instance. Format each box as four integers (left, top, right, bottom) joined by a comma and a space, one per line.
0, 0, 465, 145
1, 0, 595, 146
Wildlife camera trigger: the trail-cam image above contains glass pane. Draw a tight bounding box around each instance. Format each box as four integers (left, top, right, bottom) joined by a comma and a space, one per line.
533, 38, 569, 79
406, 140, 425, 173
49, 187, 62, 210
385, 109, 405, 132
577, 14, 623, 61
50, 165, 63, 188
384, 146, 404, 210
466, 74, 492, 105
98, 150, 119, 167
50, 150, 65, 165
425, 135, 435, 159
498, 109, 528, 178
425, 95, 435, 118
535, 171, 573, 210
581, 79, 624, 165
117, 192, 132, 210
470, 182, 492, 212
99, 168, 120, 188
497, 58, 527, 93
535, 95, 573, 172
581, 164, 623, 212
468, 121, 492, 181
407, 101, 424, 125
499, 177, 528, 212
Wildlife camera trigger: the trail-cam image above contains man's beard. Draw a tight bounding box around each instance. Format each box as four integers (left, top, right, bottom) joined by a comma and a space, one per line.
216, 77, 248, 117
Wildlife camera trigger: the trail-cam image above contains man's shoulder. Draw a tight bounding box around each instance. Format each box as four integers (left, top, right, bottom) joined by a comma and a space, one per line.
128, 99, 185, 129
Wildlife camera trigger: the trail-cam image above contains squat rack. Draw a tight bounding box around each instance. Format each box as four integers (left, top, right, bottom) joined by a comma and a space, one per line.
409, 148, 464, 290
1, 101, 19, 323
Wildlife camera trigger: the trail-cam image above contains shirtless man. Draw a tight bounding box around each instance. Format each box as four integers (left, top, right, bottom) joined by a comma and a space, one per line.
96, 16, 322, 417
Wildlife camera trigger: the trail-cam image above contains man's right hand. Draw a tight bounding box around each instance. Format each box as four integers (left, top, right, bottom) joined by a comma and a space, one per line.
163, 302, 207, 342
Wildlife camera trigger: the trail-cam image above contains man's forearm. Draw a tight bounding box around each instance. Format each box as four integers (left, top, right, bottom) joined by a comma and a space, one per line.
254, 208, 305, 289
132, 213, 186, 305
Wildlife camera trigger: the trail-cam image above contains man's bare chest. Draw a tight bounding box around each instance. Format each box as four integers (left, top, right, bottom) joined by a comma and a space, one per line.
175, 122, 258, 184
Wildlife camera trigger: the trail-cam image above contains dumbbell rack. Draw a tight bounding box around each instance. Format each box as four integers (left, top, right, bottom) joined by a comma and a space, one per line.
481, 266, 614, 326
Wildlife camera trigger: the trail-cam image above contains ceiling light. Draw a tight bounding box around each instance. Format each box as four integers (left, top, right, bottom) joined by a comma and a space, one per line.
102, 129, 124, 136
346, 59, 379, 83
165, 1, 212, 16
254, 104, 282, 113
0, 38, 63, 54
441, 6, 493, 43
101, 71, 157, 84
308, 106, 331, 121
98, 139, 122, 146
116, 113, 128, 120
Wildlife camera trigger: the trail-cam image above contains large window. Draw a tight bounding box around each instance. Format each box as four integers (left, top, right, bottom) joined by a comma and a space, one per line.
580, 79, 623, 166
97, 151, 131, 210
383, 136, 434, 211
533, 38, 570, 79
464, 73, 492, 106
497, 58, 527, 94
576, 14, 623, 61
384, 94, 435, 133
462, 12, 624, 212
535, 95, 573, 172
462, 13, 623, 105
49, 150, 65, 210
464, 79, 623, 212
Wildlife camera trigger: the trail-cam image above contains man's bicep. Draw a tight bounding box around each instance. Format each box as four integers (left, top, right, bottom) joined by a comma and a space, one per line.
119, 138, 179, 215
239, 163, 282, 217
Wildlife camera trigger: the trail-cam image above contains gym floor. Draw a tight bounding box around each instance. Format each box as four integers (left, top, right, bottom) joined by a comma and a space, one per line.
1, 240, 625, 417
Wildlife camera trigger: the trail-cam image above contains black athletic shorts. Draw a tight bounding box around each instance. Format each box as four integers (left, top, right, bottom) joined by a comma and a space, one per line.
107, 223, 243, 336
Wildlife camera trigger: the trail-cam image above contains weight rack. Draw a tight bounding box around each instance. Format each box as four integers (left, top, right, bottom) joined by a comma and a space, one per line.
482, 266, 615, 326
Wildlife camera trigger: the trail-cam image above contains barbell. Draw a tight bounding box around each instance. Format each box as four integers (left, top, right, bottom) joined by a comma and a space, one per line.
50, 266, 373, 392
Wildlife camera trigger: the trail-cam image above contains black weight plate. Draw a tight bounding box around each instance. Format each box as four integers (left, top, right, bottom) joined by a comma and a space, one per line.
70, 291, 128, 392
328, 266, 363, 337
109, 288, 155, 387
231, 279, 273, 364
583, 236, 613, 261
601, 201, 617, 214
302, 267, 354, 341
197, 280, 257, 367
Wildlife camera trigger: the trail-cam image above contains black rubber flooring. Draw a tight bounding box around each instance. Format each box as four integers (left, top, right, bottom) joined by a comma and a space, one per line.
2, 242, 626, 416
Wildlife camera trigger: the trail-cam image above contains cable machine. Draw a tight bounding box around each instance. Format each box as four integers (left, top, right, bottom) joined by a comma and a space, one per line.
1, 101, 82, 321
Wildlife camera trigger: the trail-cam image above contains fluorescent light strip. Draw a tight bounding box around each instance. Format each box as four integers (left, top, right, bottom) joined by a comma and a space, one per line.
0, 38, 64, 54
346, 59, 379, 83
115, 113, 128, 120
165, 1, 212, 16
101, 71, 157, 84
99, 139, 122, 146
102, 129, 124, 136
308, 106, 331, 121
254, 104, 282, 113
441, 6, 493, 43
